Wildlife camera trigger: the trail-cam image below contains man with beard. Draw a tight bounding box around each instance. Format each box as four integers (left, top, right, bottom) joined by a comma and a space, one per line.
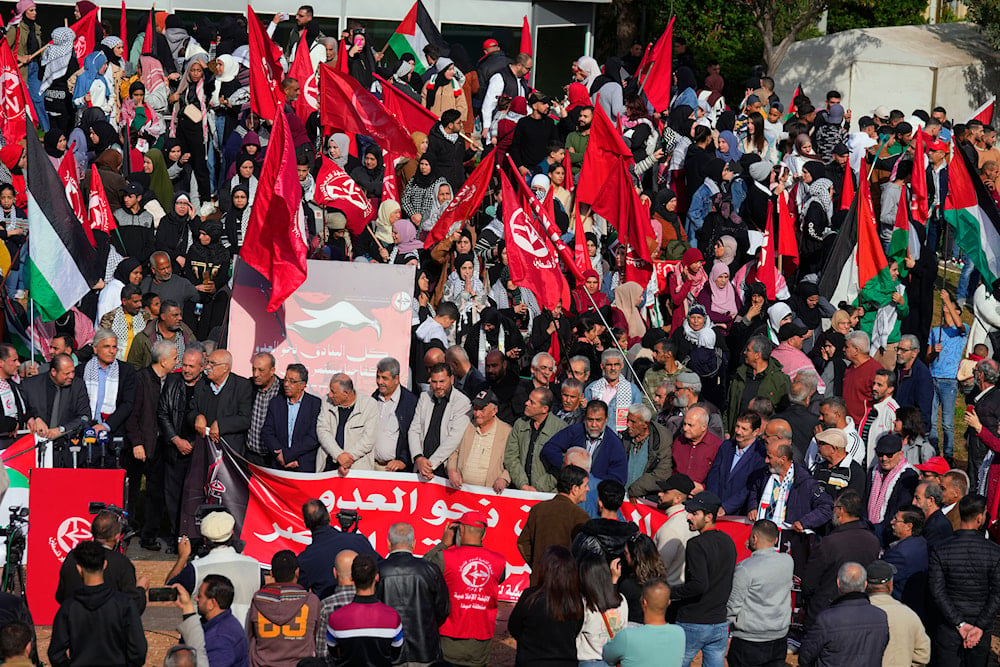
554, 377, 585, 425
542, 400, 627, 485
484, 349, 520, 423
138, 251, 200, 313
22, 354, 91, 468
127, 300, 194, 371
662, 373, 725, 440
463, 307, 525, 376
642, 340, 688, 411
99, 284, 151, 362
652, 473, 699, 586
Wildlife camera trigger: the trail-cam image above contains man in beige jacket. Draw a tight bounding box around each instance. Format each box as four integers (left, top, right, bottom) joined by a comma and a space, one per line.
316, 373, 380, 474
867, 560, 930, 667
448, 389, 511, 493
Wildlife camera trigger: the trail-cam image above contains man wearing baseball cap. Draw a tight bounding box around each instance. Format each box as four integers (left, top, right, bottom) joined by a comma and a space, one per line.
652, 473, 698, 587
425, 511, 507, 667
915, 456, 950, 480
812, 428, 866, 501
475, 38, 510, 112
866, 559, 930, 667
447, 389, 512, 493
670, 492, 736, 667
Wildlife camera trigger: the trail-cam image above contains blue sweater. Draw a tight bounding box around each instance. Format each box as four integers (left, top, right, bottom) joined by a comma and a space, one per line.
541, 423, 627, 484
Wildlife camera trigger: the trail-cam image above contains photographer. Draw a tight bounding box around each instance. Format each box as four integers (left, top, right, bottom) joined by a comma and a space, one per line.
55, 509, 148, 614
297, 499, 379, 600
164, 510, 262, 629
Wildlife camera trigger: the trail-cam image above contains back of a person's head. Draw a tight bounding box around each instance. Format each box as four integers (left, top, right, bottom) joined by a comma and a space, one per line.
301, 499, 330, 531
73, 540, 107, 573
836, 489, 863, 519
557, 464, 588, 494
202, 575, 235, 610
597, 479, 625, 513
0, 623, 31, 660
163, 645, 198, 667
959, 494, 988, 524
351, 554, 378, 589
271, 549, 299, 584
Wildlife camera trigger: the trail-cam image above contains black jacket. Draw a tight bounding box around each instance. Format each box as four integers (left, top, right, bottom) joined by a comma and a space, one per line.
55, 547, 146, 614
377, 550, 450, 664
921, 508, 954, 551
74, 359, 137, 436
864, 467, 919, 547
777, 403, 820, 463
20, 373, 91, 436
800, 520, 881, 622
125, 366, 162, 457
48, 583, 147, 667
424, 123, 471, 193
157, 373, 202, 461
371, 386, 419, 469
929, 528, 1000, 629
670, 529, 737, 624
799, 592, 888, 667
297, 525, 380, 599
187, 373, 253, 454
570, 518, 639, 563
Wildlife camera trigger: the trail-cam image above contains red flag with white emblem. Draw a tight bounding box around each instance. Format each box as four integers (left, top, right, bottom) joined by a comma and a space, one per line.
0, 40, 35, 145
289, 31, 319, 124
58, 151, 94, 247
314, 156, 375, 237
68, 9, 98, 68
88, 164, 117, 236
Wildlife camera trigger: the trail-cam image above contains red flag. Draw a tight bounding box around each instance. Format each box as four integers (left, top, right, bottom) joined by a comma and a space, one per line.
314, 156, 375, 237
576, 103, 633, 205
561, 150, 574, 192
787, 84, 803, 116
337, 38, 348, 74
382, 151, 399, 203
120, 1, 127, 45
777, 189, 799, 269
839, 159, 855, 211
520, 16, 532, 56
856, 158, 888, 288
59, 151, 94, 247
591, 158, 654, 286
572, 202, 589, 274
141, 8, 153, 54
248, 5, 283, 121
640, 17, 673, 113
241, 111, 308, 313
376, 74, 437, 136
0, 40, 34, 145
69, 9, 98, 68
319, 65, 418, 158
634, 42, 653, 81
88, 164, 117, 236
501, 170, 569, 310
289, 31, 319, 124
910, 126, 929, 223
424, 152, 495, 249
968, 96, 996, 125
758, 202, 779, 300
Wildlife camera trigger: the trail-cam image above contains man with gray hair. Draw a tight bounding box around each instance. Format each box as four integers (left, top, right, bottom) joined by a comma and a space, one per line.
623, 403, 674, 500
776, 370, 821, 461
190, 348, 254, 454
246, 352, 282, 467
895, 333, 932, 434
966, 359, 1000, 489
568, 355, 591, 384
799, 562, 889, 667
261, 364, 322, 472
843, 329, 882, 425
643, 339, 688, 410
378, 523, 449, 666
511, 352, 557, 420
555, 377, 585, 425
317, 373, 380, 474
585, 349, 642, 434
80, 329, 138, 459
726, 335, 791, 435
371, 357, 419, 472
445, 345, 486, 400
663, 372, 725, 440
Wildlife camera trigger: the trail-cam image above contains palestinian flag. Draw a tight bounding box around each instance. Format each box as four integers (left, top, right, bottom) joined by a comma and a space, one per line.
818, 158, 888, 307
945, 137, 1000, 287
24, 126, 101, 322
888, 184, 920, 264
786, 83, 803, 117
388, 0, 446, 75
968, 96, 995, 125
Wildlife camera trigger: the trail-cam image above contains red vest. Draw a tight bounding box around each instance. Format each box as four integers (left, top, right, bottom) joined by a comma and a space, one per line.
439, 545, 506, 640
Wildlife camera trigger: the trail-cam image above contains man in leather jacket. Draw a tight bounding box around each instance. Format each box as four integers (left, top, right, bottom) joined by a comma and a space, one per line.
377, 522, 449, 665
157, 348, 205, 553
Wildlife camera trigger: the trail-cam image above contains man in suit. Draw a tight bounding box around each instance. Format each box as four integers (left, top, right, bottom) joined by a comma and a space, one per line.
124, 340, 176, 551
189, 349, 253, 455
409, 363, 472, 480
372, 357, 418, 472
966, 360, 1000, 490
881, 505, 928, 616
316, 373, 379, 474
0, 343, 27, 443
704, 411, 767, 515
913, 480, 954, 550
22, 353, 92, 468
941, 469, 969, 530
78, 329, 137, 468
259, 364, 321, 473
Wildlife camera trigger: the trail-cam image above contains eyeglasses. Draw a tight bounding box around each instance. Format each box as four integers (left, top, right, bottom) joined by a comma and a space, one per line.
877, 452, 895, 458
286, 378, 305, 384
897, 347, 914, 353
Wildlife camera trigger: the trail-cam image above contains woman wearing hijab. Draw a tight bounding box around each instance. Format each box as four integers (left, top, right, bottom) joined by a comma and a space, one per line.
711, 234, 738, 272
488, 267, 539, 336
398, 131, 428, 184
651, 189, 687, 257
673, 67, 698, 111
444, 253, 489, 341
154, 193, 195, 269
393, 219, 423, 263
100, 36, 126, 119
696, 263, 738, 332
587, 57, 626, 121
91, 150, 127, 211
161, 138, 193, 194
73, 52, 112, 119
420, 182, 454, 237
788, 281, 826, 351
572, 269, 609, 315
169, 56, 215, 206
8, 0, 45, 128
669, 303, 718, 363
668, 248, 707, 331
557, 82, 591, 140
222, 184, 251, 253
41, 27, 76, 136
728, 281, 769, 372
142, 149, 174, 209
97, 257, 143, 322
422, 58, 468, 118
402, 155, 448, 226
350, 146, 384, 201
614, 282, 647, 346
43, 130, 67, 168
184, 219, 232, 339
219, 155, 258, 212
716, 130, 742, 163
799, 172, 836, 275
356, 200, 401, 263
783, 134, 821, 178
817, 331, 848, 398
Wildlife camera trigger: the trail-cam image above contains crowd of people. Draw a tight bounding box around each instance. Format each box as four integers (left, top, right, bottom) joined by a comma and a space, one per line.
1, 0, 1000, 666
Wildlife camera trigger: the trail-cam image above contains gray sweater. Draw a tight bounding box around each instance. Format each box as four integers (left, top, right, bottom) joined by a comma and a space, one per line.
727, 548, 794, 641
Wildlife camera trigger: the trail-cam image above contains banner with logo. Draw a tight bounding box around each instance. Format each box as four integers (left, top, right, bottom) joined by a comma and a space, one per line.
229, 261, 415, 399
27, 468, 125, 624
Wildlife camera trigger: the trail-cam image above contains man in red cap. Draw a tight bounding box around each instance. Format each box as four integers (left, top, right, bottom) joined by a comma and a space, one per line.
915, 456, 951, 481
475, 38, 511, 115
424, 511, 507, 667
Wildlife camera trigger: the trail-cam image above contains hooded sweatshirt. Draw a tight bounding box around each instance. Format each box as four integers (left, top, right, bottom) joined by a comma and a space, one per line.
247, 583, 321, 667
48, 583, 147, 667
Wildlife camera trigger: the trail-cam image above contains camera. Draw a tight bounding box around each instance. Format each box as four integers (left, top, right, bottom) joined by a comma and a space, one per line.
89, 502, 126, 516
148, 587, 179, 602
336, 509, 360, 533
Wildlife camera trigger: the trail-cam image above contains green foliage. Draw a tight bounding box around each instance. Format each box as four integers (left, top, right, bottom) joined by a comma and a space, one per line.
826, 0, 928, 33
967, 0, 1000, 48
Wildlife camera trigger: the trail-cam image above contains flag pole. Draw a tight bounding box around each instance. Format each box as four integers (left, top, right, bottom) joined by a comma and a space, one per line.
28, 298, 33, 362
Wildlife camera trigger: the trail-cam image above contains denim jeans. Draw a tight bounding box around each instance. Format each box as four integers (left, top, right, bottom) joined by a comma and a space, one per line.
678, 622, 729, 667
931, 377, 958, 457
957, 255, 980, 301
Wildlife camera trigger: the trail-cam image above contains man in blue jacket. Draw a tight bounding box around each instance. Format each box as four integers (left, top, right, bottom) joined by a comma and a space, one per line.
541, 400, 626, 485
260, 364, 322, 472
894, 334, 933, 433
704, 411, 767, 515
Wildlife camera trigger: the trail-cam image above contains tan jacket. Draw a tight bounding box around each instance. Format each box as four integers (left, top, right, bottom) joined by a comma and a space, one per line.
447, 419, 512, 486
869, 592, 930, 667
316, 393, 380, 471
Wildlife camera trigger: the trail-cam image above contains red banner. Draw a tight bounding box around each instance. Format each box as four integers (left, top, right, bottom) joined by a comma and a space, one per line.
237, 468, 753, 602
27, 468, 126, 624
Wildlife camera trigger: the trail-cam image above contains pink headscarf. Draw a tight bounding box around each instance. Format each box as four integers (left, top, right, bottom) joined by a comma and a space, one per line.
708, 262, 738, 318
393, 219, 422, 253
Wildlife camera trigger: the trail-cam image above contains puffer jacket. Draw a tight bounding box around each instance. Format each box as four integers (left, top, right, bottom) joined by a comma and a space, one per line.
571, 518, 639, 563
376, 550, 450, 664
799, 592, 888, 667
929, 529, 1000, 629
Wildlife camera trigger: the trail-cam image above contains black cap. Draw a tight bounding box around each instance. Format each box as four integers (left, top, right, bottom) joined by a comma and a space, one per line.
656, 473, 695, 495
833, 142, 850, 155
683, 491, 722, 514
120, 181, 143, 196
866, 559, 897, 584
778, 322, 809, 342
874, 433, 903, 455
528, 91, 551, 105
471, 389, 498, 409
858, 115, 875, 129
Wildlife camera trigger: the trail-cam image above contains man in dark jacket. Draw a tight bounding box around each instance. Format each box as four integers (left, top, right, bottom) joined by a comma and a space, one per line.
913, 480, 953, 550
704, 410, 767, 515
372, 357, 418, 471
929, 494, 1000, 667
424, 110, 474, 193
541, 401, 626, 485
260, 364, 321, 473
124, 340, 176, 550
725, 336, 791, 434
799, 562, 889, 667
776, 377, 821, 462
800, 489, 881, 627
48, 541, 147, 667
894, 334, 933, 433
157, 348, 205, 551
865, 434, 919, 547
571, 479, 639, 562
77, 329, 137, 467
811, 428, 867, 502
623, 405, 674, 500
189, 349, 253, 455
21, 353, 92, 468
378, 522, 449, 665
297, 499, 379, 599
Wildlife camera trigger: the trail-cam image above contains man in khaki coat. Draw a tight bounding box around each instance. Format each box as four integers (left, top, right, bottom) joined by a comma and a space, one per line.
867, 560, 930, 667
447, 389, 512, 493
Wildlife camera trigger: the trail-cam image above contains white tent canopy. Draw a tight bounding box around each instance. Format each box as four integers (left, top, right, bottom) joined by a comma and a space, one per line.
774, 22, 1000, 124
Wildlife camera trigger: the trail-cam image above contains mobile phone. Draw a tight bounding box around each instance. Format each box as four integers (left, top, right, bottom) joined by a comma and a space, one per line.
148, 587, 179, 602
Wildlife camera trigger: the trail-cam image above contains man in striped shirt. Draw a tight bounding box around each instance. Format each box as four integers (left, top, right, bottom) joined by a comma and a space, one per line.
326, 554, 403, 666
